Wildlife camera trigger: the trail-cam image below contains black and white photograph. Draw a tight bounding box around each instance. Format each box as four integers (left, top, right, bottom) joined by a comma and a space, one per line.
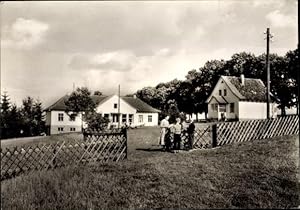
0, 0, 299, 209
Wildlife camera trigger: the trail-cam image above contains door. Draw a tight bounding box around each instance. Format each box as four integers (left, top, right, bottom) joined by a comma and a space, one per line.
219, 104, 226, 120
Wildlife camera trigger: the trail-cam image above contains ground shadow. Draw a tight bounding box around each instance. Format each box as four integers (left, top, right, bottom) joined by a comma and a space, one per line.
135, 148, 165, 152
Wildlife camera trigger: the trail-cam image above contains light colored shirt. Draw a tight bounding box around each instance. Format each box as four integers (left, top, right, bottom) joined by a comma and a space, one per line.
173, 123, 182, 134
160, 119, 169, 128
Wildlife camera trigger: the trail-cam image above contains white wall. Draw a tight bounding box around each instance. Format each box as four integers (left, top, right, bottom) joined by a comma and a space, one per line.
96, 95, 136, 114
96, 95, 159, 126
207, 77, 240, 120
207, 97, 219, 119
208, 78, 240, 103
133, 113, 159, 126
48, 111, 82, 134
238, 102, 277, 119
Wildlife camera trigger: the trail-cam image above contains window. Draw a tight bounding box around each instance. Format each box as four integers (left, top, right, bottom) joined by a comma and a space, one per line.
148, 115, 152, 122
70, 127, 76, 132
224, 89, 227, 96
211, 104, 218, 112
230, 103, 234, 113
219, 104, 226, 112
112, 114, 119, 123
58, 113, 64, 121
58, 127, 64, 132
114, 103, 118, 109
211, 104, 215, 111
129, 114, 133, 124
69, 115, 75, 121
138, 115, 143, 123
219, 90, 222, 96
122, 114, 127, 123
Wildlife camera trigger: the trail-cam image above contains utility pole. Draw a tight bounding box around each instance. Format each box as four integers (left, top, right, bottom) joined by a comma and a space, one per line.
118, 84, 120, 129
265, 28, 271, 119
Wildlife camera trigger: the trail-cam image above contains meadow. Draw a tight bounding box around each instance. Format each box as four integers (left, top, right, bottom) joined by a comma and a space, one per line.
1, 126, 299, 209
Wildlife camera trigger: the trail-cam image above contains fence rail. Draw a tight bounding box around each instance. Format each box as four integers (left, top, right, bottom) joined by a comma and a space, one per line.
214, 115, 299, 147
1, 128, 127, 180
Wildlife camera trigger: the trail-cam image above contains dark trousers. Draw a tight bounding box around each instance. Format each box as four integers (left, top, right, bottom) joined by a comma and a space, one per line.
173, 134, 181, 150
188, 133, 194, 149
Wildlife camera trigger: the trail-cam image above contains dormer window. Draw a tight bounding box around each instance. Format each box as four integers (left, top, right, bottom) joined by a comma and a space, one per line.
219, 90, 222, 96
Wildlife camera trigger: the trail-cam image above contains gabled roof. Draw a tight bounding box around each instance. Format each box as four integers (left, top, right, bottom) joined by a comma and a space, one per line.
45, 94, 160, 113
209, 96, 228, 104
206, 75, 276, 103
122, 97, 161, 113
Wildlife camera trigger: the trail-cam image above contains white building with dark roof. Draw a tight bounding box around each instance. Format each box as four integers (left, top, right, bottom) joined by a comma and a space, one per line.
206, 75, 278, 120
45, 94, 160, 135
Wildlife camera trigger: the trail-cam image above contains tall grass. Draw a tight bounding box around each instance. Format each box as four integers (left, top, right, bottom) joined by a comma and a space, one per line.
1, 127, 299, 209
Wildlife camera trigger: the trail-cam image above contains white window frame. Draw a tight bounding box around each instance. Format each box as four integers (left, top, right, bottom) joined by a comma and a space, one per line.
138, 115, 143, 123
148, 115, 152, 122
58, 113, 64, 121
129, 114, 133, 124
219, 104, 226, 112
122, 114, 127, 123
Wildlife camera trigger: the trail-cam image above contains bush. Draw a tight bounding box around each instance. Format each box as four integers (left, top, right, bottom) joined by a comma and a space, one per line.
84, 112, 109, 131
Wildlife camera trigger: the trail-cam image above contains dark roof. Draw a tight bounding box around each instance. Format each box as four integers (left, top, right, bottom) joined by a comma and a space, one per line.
122, 97, 161, 113
45, 95, 108, 111
45, 95, 160, 113
224, 76, 275, 102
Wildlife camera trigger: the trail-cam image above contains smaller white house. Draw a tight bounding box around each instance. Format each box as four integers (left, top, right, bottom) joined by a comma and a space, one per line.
45, 94, 160, 135
206, 75, 278, 121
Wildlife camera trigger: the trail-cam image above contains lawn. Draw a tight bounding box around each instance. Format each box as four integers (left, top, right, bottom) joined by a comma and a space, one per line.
1, 127, 299, 209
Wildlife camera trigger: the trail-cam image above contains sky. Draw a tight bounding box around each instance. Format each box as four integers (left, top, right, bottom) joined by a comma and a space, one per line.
0, 0, 298, 108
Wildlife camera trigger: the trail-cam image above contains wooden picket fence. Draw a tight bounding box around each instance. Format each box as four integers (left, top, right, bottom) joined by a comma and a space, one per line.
167, 125, 212, 150
0, 128, 127, 180
165, 115, 299, 150
214, 115, 299, 147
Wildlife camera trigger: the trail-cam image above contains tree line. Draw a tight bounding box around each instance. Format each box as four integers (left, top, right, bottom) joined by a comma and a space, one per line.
0, 93, 46, 139
135, 49, 299, 121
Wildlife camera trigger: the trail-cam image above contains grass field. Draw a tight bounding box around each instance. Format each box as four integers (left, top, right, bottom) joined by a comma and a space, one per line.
1, 127, 299, 209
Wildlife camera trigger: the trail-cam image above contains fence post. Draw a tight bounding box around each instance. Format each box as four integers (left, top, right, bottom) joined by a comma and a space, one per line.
52, 147, 57, 168
123, 128, 128, 159
212, 124, 217, 148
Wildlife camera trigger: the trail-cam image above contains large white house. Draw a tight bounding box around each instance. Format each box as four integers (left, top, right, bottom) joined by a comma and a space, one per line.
206, 75, 278, 120
45, 94, 160, 135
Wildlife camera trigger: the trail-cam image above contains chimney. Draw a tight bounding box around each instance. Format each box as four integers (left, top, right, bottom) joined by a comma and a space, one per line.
240, 74, 245, 86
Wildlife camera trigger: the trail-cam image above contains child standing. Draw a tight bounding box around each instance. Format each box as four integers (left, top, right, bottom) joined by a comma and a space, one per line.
173, 117, 182, 150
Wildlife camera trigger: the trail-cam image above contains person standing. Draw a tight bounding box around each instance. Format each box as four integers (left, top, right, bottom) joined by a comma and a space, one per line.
187, 119, 195, 150
173, 117, 182, 151
159, 115, 170, 148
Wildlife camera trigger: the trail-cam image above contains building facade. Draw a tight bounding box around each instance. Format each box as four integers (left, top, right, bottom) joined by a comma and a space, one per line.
206, 75, 278, 121
45, 94, 160, 135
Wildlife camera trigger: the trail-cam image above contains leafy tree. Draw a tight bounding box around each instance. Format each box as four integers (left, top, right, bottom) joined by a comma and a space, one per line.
65, 87, 110, 130
21, 96, 35, 136
165, 99, 180, 124
94, 90, 103, 96
85, 112, 109, 131
6, 104, 24, 138
32, 100, 45, 135
65, 87, 95, 114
